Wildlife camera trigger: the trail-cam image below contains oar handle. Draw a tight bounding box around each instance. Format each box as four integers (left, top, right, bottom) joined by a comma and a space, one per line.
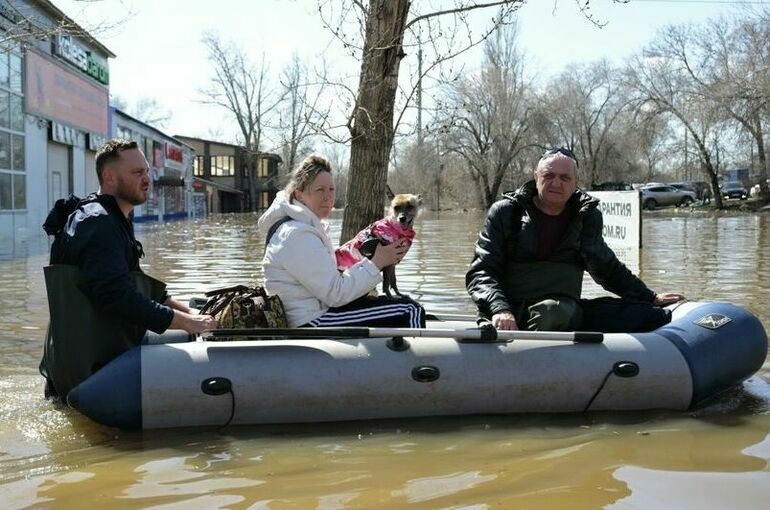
207, 327, 604, 343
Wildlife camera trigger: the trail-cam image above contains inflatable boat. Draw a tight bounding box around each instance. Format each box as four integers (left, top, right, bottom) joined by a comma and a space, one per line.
66, 301, 767, 429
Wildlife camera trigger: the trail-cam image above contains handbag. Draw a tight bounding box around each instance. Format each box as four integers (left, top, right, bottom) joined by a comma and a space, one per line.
199, 284, 288, 329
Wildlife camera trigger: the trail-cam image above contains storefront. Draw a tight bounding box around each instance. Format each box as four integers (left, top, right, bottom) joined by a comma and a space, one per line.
0, 2, 113, 248
112, 108, 194, 222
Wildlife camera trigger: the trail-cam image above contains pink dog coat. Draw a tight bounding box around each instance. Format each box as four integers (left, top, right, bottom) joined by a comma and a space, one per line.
335, 217, 416, 271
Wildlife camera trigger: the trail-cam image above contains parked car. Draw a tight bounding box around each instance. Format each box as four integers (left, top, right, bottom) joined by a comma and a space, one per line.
641, 185, 698, 210
669, 182, 697, 193
721, 181, 748, 200
593, 181, 635, 191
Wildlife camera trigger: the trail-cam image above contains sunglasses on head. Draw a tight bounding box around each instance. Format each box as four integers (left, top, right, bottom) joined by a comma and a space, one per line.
543, 147, 579, 167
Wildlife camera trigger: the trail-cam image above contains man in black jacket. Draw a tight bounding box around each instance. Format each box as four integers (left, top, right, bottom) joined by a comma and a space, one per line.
40, 139, 216, 399
466, 147, 684, 332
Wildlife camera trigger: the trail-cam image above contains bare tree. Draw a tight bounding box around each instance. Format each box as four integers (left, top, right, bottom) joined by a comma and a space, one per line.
437, 24, 533, 209
625, 24, 725, 208
0, 0, 128, 46
200, 33, 285, 211
278, 53, 330, 173
111, 95, 171, 127
318, 0, 525, 242
702, 13, 770, 201
539, 61, 630, 187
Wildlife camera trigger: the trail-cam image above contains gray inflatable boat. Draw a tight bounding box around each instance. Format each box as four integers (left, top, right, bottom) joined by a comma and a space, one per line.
67, 301, 767, 429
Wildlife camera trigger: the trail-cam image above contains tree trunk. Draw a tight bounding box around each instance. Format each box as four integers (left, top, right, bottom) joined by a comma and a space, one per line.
341, 0, 410, 243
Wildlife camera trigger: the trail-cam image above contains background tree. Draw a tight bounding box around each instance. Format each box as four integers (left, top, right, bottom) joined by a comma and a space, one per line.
278, 53, 330, 173
0, 0, 126, 46
438, 24, 533, 209
319, 0, 524, 242
702, 14, 770, 200
111, 95, 171, 127
200, 33, 285, 211
539, 61, 629, 187
625, 24, 725, 208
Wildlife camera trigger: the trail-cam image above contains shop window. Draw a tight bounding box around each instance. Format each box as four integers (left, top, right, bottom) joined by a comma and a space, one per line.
0, 52, 8, 88
0, 131, 10, 168
0, 44, 25, 210
9, 94, 22, 131
0, 173, 9, 209
9, 53, 21, 93
12, 135, 23, 170
12, 173, 24, 209
0, 90, 8, 129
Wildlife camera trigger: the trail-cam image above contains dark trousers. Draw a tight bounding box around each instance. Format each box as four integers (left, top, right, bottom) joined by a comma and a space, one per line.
514, 296, 671, 333
303, 295, 426, 328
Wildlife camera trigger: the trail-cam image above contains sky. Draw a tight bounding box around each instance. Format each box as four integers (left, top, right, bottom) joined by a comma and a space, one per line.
54, 0, 759, 151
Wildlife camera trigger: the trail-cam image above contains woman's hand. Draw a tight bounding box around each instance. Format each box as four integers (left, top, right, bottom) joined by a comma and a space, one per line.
371, 240, 408, 270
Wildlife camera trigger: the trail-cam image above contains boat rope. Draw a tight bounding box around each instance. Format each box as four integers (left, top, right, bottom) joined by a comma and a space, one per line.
218, 388, 236, 431
583, 361, 640, 412
583, 369, 614, 413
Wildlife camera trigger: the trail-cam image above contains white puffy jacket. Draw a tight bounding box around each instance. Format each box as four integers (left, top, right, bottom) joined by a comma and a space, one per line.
257, 192, 382, 327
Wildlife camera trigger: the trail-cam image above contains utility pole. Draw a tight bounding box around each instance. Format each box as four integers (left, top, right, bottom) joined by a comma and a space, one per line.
683, 129, 688, 181
416, 39, 423, 147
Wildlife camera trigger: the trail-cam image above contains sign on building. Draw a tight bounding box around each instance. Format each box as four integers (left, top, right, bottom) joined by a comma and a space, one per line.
53, 33, 110, 85
25, 50, 109, 136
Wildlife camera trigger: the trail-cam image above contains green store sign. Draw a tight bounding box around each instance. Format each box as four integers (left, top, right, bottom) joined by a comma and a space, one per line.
55, 34, 110, 85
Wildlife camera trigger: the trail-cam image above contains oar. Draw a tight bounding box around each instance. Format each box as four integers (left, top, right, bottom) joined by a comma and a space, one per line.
206, 326, 603, 343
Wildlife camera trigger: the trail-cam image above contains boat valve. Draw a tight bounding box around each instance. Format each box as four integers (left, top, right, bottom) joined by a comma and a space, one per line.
201, 377, 233, 396
412, 366, 440, 383
612, 361, 640, 378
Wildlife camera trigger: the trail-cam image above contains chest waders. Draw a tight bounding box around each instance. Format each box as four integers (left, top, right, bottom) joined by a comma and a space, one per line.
40, 265, 166, 399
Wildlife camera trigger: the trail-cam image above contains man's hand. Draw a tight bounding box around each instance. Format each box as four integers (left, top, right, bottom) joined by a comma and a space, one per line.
165, 296, 191, 314
492, 311, 518, 330
170, 310, 218, 334
653, 293, 686, 306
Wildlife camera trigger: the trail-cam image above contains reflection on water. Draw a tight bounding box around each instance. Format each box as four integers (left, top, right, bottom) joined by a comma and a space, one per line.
0, 211, 768, 508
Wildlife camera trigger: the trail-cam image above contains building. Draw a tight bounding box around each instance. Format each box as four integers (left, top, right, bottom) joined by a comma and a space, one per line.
0, 0, 113, 247
175, 135, 282, 213
111, 108, 194, 222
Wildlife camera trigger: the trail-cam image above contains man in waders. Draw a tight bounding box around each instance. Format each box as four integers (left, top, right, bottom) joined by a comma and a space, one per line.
466, 147, 685, 333
40, 139, 217, 400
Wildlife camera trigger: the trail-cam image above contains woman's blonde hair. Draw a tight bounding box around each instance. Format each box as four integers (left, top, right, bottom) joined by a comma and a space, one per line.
284, 154, 333, 202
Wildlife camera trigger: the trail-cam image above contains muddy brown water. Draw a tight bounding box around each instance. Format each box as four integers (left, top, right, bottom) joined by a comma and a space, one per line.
1, 211, 768, 509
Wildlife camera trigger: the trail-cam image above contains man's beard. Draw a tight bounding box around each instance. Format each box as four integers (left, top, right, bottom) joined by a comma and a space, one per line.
116, 177, 148, 206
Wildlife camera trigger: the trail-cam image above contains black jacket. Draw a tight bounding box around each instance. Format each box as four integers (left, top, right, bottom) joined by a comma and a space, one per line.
45, 193, 173, 334
40, 194, 175, 398
466, 181, 656, 319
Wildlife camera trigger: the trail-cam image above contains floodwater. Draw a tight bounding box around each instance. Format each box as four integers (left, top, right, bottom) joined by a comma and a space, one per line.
1, 211, 769, 509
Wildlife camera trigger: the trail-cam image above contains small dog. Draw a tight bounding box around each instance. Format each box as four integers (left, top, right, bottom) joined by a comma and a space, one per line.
336, 193, 422, 297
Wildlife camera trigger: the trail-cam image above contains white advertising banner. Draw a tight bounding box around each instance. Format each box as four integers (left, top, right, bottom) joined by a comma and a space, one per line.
586, 190, 641, 273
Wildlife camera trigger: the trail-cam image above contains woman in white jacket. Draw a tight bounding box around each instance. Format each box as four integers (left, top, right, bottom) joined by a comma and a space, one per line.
257, 154, 425, 328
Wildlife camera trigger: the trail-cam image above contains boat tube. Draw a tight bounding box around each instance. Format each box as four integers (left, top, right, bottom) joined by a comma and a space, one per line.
66, 301, 767, 429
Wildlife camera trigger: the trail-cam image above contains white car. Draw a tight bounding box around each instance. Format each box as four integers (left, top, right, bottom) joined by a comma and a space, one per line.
641, 185, 698, 210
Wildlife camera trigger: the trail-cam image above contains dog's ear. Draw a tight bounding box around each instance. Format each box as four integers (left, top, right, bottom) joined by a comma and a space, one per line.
385, 184, 395, 201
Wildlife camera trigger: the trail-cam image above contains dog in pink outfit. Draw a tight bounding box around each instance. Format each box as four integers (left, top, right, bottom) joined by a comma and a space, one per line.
336, 193, 422, 297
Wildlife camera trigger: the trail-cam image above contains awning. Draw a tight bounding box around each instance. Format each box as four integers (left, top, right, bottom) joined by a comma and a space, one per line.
192, 177, 244, 194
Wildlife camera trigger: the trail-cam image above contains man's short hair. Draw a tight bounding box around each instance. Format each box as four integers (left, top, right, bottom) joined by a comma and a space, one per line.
536, 152, 578, 175
95, 139, 139, 185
